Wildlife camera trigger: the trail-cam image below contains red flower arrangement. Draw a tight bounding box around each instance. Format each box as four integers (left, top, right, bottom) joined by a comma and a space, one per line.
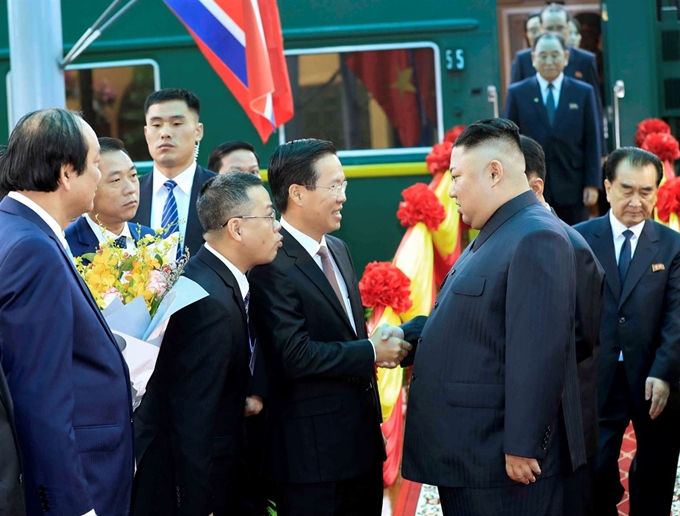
396, 183, 446, 230
444, 125, 466, 143
635, 118, 671, 147
425, 141, 453, 174
656, 177, 680, 223
359, 262, 413, 313
641, 132, 680, 163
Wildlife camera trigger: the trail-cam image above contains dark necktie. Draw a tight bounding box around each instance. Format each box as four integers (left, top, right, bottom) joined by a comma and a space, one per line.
244, 291, 255, 374
546, 83, 556, 126
113, 236, 127, 249
618, 230, 634, 284
161, 180, 182, 259
317, 245, 349, 318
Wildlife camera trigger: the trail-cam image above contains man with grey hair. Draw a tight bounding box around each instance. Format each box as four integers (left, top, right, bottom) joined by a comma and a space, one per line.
132, 172, 282, 515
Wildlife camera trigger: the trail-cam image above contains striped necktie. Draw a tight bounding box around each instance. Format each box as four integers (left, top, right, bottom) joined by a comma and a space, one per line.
160, 180, 181, 259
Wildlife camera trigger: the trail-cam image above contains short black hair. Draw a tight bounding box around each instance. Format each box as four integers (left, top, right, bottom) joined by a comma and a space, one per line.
98, 137, 129, 156
0, 108, 89, 193
525, 10, 542, 31
207, 140, 260, 172
144, 88, 200, 117
268, 139, 337, 213
454, 118, 523, 155
533, 31, 567, 51
520, 135, 546, 182
197, 172, 263, 232
605, 147, 664, 186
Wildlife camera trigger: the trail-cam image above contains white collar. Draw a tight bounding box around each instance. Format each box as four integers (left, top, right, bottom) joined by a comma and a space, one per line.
204, 243, 250, 301
152, 161, 197, 196
536, 72, 564, 93
8, 191, 68, 248
84, 214, 132, 242
609, 209, 645, 240
280, 217, 328, 258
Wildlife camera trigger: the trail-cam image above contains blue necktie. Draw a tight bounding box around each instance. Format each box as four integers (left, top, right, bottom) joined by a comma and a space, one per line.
244, 291, 255, 374
113, 236, 127, 249
160, 180, 181, 259
546, 83, 556, 126
618, 230, 634, 284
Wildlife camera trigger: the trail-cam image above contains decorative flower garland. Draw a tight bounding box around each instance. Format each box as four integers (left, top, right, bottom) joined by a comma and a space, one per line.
635, 118, 671, 147
641, 132, 680, 163
656, 177, 680, 223
358, 262, 413, 314
396, 183, 446, 230
425, 141, 453, 174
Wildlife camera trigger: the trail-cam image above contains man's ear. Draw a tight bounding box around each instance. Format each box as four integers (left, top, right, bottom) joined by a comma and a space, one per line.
195, 122, 204, 143
529, 176, 544, 197
59, 163, 75, 191
288, 184, 304, 206
604, 179, 612, 203
488, 159, 504, 186
226, 218, 243, 242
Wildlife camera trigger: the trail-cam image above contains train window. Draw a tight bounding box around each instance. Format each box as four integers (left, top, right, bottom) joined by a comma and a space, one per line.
64, 59, 160, 162
281, 43, 442, 156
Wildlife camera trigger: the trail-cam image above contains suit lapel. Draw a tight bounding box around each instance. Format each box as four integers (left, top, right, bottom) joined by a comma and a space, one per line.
619, 220, 659, 307
74, 217, 99, 254
528, 78, 551, 129
195, 246, 247, 322
589, 216, 621, 301
552, 77, 571, 130
326, 238, 362, 338
136, 173, 153, 227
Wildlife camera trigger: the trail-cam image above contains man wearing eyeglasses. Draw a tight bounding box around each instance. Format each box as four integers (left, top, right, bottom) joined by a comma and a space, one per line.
132, 172, 282, 515
248, 138, 412, 515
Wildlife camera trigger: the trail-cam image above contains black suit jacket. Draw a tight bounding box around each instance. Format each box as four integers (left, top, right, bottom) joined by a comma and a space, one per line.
65, 217, 155, 259
132, 165, 216, 258
575, 216, 680, 409
133, 246, 251, 515
505, 76, 602, 207
402, 191, 585, 488
557, 214, 605, 458
0, 360, 25, 515
248, 228, 385, 484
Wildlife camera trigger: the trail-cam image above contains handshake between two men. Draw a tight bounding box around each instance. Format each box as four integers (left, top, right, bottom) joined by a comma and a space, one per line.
369, 324, 413, 369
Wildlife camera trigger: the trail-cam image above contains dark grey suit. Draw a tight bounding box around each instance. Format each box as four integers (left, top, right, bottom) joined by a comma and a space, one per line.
0, 361, 25, 515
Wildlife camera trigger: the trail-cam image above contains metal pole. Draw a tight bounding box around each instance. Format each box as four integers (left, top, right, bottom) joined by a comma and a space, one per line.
7, 0, 65, 128
613, 80, 625, 149
487, 85, 499, 118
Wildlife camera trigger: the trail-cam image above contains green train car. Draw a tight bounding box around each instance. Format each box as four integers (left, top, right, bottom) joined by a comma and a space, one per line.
0, 0, 677, 272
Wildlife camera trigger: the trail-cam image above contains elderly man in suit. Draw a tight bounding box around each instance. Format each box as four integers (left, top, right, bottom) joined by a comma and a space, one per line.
402, 119, 585, 516
0, 108, 134, 515
504, 32, 601, 225
132, 88, 216, 257
66, 137, 154, 258
132, 172, 282, 515
521, 135, 605, 516
248, 138, 411, 515
575, 147, 680, 516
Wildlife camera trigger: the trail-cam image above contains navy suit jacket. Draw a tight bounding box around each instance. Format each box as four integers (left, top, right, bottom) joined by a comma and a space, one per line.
0, 197, 134, 515
65, 216, 155, 259
132, 165, 216, 259
504, 76, 602, 207
402, 191, 585, 488
0, 351, 24, 515
575, 216, 680, 409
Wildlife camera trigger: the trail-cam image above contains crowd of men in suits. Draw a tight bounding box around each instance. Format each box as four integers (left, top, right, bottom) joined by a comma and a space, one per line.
0, 21, 679, 516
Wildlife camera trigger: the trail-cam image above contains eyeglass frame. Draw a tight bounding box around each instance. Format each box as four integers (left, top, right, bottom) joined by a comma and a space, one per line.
220, 209, 278, 228
303, 180, 348, 197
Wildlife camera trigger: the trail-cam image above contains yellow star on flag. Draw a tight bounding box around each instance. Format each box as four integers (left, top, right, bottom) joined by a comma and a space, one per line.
391, 67, 417, 99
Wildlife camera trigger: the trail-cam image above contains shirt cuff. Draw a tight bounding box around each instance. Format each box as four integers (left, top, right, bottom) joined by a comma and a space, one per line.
82, 510, 97, 516
368, 338, 376, 361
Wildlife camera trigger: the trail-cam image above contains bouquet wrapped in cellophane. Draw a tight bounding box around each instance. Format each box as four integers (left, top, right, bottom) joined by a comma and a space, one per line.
74, 229, 208, 410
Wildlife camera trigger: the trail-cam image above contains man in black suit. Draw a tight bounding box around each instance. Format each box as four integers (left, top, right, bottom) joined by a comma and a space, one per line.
132, 172, 283, 515
0, 353, 24, 515
402, 119, 585, 516
575, 147, 680, 516
66, 137, 154, 259
248, 138, 411, 516
132, 88, 216, 257
521, 135, 605, 516
505, 32, 602, 225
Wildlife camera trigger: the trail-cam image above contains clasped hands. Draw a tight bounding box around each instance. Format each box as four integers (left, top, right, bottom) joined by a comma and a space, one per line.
370, 324, 412, 368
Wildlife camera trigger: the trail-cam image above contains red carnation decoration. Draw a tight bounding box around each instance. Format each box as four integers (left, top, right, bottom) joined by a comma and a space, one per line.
359, 262, 413, 313
396, 183, 446, 230
656, 177, 680, 223
635, 118, 671, 147
425, 141, 453, 174
641, 132, 680, 163
444, 125, 466, 143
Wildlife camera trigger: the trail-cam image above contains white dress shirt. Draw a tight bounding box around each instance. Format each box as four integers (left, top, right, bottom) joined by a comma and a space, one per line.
204, 243, 249, 301
536, 72, 565, 110
149, 162, 196, 242
84, 215, 136, 252
281, 218, 359, 337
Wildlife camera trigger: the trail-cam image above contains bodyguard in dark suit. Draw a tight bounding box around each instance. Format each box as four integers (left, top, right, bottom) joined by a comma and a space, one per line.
505, 32, 601, 225
66, 137, 154, 259
522, 135, 605, 516
131, 88, 216, 257
248, 139, 411, 516
575, 147, 680, 516
0, 109, 134, 515
132, 173, 283, 515
0, 353, 25, 516
402, 119, 585, 516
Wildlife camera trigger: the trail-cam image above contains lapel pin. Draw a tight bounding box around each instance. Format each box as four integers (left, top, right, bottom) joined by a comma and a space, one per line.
533, 97, 539, 103
569, 103, 579, 110
575, 71, 583, 79
652, 263, 665, 272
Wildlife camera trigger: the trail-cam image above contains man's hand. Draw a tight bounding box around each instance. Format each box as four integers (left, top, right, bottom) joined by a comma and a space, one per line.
371, 324, 411, 368
245, 395, 263, 417
645, 377, 670, 419
583, 186, 599, 206
505, 454, 541, 484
